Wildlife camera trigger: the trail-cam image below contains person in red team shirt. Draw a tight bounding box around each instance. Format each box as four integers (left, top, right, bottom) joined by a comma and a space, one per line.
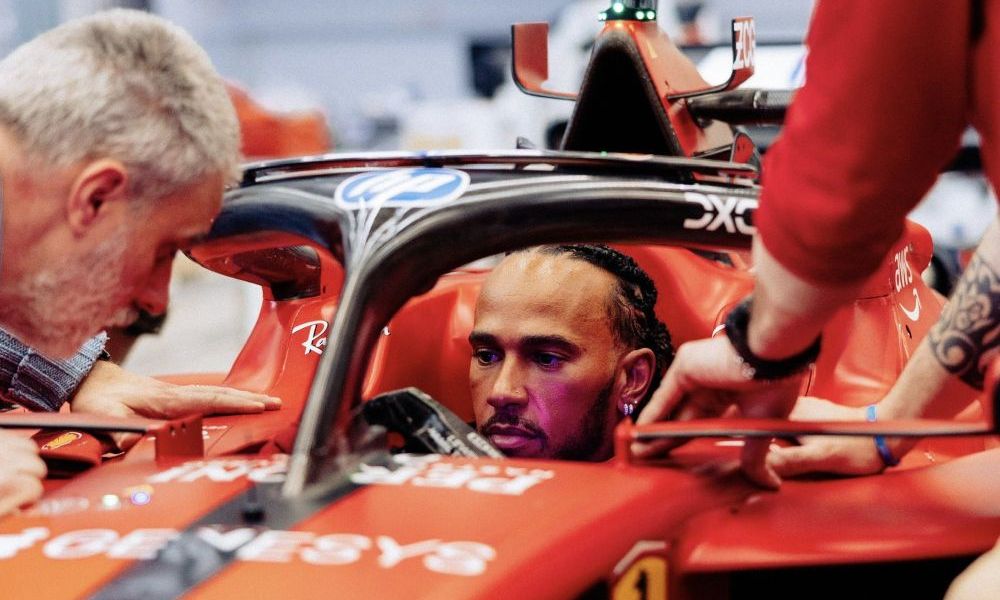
639, 0, 998, 485
634, 2, 999, 595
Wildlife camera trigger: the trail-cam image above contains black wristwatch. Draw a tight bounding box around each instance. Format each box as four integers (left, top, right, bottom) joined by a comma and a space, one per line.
723, 297, 821, 381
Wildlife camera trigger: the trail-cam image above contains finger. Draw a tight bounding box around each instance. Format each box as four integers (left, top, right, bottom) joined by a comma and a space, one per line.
634, 385, 732, 459
0, 473, 43, 517
770, 438, 883, 478
159, 386, 281, 417
0, 433, 40, 454
636, 387, 733, 453
787, 398, 815, 420
631, 437, 684, 459
187, 386, 282, 410
110, 432, 142, 453
740, 437, 781, 490
788, 396, 861, 421
631, 364, 687, 457
171, 392, 266, 416
636, 363, 687, 425
768, 442, 835, 478
673, 389, 729, 421
11, 450, 46, 479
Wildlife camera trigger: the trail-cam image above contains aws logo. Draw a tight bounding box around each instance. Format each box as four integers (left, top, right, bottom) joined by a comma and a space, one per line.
893, 245, 921, 322
892, 245, 914, 293
681, 191, 756, 235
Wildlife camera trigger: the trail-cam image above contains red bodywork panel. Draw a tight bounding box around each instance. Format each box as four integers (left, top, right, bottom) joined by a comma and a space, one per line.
1, 225, 995, 598
674, 447, 1000, 575
3, 448, 999, 599
2, 15, 995, 594
187, 220, 985, 460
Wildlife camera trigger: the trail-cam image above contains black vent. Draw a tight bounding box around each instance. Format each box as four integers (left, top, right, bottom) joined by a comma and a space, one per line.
561, 30, 683, 160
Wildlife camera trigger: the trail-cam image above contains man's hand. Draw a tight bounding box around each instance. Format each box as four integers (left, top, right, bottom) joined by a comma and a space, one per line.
632, 237, 864, 490
0, 431, 46, 516
70, 361, 281, 449
767, 397, 886, 478
634, 336, 803, 489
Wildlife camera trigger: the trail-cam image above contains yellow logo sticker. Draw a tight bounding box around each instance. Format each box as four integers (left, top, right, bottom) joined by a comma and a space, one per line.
611, 541, 668, 600
41, 431, 83, 451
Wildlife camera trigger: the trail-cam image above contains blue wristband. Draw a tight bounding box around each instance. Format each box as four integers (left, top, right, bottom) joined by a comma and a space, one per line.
865, 404, 900, 468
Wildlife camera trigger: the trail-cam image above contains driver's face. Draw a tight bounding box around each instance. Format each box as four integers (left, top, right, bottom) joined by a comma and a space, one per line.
469, 252, 625, 461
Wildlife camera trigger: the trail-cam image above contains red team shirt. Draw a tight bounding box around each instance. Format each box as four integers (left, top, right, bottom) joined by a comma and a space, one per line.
756, 0, 998, 285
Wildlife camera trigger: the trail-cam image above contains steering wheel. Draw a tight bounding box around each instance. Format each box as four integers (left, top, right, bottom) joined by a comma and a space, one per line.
361, 387, 504, 459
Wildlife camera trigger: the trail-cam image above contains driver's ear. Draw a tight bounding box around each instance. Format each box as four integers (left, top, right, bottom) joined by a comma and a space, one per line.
616, 347, 655, 413
66, 159, 128, 235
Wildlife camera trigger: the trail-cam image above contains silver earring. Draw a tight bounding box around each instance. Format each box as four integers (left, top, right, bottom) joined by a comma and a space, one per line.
621, 402, 635, 417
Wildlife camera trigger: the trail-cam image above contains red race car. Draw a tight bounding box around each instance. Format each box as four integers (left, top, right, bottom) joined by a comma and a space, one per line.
1, 3, 997, 598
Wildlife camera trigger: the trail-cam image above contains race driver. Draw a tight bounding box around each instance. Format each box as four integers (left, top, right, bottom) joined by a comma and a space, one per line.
0, 9, 278, 515
469, 244, 673, 461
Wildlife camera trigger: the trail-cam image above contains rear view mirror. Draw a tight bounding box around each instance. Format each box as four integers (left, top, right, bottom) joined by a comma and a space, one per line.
511, 22, 578, 101
669, 17, 756, 100
188, 232, 341, 302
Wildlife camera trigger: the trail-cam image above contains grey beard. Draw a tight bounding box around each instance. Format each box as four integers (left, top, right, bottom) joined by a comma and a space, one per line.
0, 224, 129, 359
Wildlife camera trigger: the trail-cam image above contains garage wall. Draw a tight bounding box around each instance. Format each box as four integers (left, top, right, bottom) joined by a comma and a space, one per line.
3, 1, 814, 149
152, 0, 572, 148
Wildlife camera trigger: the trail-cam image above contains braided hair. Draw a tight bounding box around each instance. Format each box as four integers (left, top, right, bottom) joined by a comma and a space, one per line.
526, 244, 675, 409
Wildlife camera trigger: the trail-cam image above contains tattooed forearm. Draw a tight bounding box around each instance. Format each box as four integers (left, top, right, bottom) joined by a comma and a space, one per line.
928, 253, 1000, 390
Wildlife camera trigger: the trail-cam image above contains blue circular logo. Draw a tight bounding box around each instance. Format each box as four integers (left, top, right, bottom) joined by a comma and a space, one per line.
335, 167, 470, 209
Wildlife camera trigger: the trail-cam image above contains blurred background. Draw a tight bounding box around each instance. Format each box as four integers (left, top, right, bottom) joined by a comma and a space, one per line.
0, 1, 993, 377
0, 0, 814, 152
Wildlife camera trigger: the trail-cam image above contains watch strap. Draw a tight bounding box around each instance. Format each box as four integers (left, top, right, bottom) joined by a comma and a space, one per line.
723, 297, 821, 381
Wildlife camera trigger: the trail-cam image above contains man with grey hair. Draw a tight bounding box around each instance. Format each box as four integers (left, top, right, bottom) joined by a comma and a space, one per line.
0, 9, 279, 515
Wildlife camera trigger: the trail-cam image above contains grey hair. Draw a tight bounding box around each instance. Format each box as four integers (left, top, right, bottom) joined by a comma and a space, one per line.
0, 9, 240, 201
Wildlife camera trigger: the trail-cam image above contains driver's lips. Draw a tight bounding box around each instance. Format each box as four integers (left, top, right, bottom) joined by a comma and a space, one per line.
482, 422, 546, 457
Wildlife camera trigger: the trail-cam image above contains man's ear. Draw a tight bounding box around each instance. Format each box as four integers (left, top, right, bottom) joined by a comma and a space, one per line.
616, 347, 655, 411
66, 159, 128, 234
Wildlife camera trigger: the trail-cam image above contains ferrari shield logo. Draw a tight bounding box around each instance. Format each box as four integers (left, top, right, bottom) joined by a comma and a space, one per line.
611, 541, 669, 600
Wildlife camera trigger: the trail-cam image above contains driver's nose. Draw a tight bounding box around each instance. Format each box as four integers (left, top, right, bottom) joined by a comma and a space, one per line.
134, 257, 173, 317
486, 359, 529, 411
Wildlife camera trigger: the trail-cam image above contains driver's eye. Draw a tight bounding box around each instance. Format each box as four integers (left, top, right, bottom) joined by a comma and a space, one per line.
473, 349, 500, 366
533, 353, 564, 369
